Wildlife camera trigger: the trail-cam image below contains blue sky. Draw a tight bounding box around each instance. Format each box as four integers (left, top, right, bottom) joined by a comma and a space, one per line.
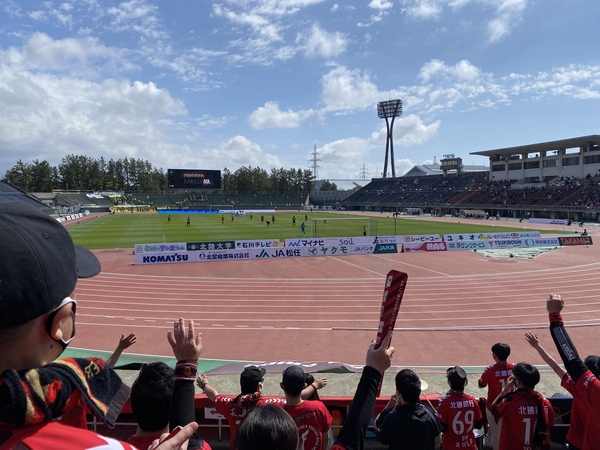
1, 0, 599, 188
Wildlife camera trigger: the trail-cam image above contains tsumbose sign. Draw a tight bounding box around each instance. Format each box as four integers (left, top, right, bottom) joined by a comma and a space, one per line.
445, 237, 561, 251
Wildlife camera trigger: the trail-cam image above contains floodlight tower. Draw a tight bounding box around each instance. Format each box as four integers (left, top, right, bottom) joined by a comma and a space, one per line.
377, 99, 403, 178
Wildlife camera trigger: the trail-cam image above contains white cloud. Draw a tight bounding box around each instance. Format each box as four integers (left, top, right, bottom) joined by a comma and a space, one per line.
298, 23, 347, 59
401, 0, 442, 19
321, 66, 380, 111
369, 0, 394, 10
487, 0, 527, 43
401, 0, 528, 41
200, 135, 283, 169
418, 59, 481, 83
3, 32, 135, 78
248, 101, 323, 129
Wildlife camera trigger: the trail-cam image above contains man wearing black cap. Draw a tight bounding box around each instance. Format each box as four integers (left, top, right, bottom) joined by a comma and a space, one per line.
0, 202, 135, 448
435, 366, 483, 450
281, 365, 332, 450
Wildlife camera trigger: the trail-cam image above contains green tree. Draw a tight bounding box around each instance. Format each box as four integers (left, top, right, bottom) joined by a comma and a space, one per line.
222, 167, 233, 193
5, 160, 32, 191
320, 180, 338, 191
29, 160, 54, 192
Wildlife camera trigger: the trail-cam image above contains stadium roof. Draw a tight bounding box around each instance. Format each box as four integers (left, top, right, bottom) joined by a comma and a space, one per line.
403, 163, 488, 177
470, 135, 600, 157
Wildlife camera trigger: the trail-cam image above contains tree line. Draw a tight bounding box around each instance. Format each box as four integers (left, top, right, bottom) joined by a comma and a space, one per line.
3, 155, 334, 194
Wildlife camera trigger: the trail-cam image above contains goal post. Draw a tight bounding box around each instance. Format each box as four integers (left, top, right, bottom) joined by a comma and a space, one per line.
310, 217, 378, 238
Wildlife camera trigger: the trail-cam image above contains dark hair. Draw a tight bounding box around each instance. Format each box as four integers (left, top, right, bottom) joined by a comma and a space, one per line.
304, 373, 320, 400
395, 369, 421, 404
512, 362, 549, 446
512, 362, 540, 389
237, 404, 299, 450
491, 343, 511, 361
585, 355, 600, 378
130, 362, 174, 432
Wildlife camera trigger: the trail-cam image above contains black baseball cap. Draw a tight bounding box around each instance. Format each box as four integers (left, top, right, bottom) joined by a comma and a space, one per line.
447, 366, 468, 389
282, 366, 306, 393
0, 202, 101, 329
240, 366, 266, 394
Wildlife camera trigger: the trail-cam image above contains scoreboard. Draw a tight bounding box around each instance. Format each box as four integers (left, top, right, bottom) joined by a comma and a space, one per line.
167, 169, 222, 189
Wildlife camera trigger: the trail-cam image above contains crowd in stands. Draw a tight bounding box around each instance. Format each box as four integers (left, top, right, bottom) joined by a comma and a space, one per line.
2, 201, 600, 450
4, 172, 600, 217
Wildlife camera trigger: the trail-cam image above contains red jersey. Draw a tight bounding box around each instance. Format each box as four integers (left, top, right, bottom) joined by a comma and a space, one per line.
213, 393, 285, 449
570, 370, 600, 450
0, 420, 138, 450
478, 362, 515, 410
494, 389, 554, 450
285, 400, 333, 450
435, 391, 482, 450
560, 373, 586, 449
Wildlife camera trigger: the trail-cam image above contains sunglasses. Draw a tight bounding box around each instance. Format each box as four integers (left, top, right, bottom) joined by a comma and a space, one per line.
45, 297, 77, 350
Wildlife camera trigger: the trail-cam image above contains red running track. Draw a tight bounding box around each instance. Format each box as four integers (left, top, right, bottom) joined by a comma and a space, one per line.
72, 222, 600, 368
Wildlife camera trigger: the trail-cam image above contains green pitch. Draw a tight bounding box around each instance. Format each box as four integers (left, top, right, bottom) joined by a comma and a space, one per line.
67, 211, 556, 249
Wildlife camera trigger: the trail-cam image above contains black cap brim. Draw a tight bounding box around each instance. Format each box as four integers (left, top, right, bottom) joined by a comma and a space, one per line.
75, 245, 101, 278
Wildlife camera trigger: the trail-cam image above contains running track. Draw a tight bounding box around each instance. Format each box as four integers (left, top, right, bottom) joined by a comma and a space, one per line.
71, 218, 600, 367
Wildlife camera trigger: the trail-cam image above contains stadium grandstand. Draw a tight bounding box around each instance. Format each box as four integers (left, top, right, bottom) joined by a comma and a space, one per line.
341, 135, 600, 221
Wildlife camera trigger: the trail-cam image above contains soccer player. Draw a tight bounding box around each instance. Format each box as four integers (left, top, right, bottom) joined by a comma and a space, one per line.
301, 222, 306, 235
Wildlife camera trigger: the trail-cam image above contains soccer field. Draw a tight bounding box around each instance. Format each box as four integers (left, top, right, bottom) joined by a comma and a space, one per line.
67, 211, 554, 249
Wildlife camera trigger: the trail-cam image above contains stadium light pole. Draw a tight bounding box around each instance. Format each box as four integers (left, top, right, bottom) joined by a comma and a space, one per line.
377, 99, 403, 178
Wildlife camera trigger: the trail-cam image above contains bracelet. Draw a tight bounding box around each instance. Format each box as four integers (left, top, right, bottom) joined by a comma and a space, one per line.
174, 361, 198, 381
311, 383, 318, 390
199, 382, 207, 390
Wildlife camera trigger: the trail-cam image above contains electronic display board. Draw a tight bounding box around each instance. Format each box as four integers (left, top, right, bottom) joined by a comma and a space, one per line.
167, 169, 222, 189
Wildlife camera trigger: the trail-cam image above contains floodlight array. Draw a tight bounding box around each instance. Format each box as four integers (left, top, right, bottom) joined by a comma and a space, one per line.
377, 99, 403, 119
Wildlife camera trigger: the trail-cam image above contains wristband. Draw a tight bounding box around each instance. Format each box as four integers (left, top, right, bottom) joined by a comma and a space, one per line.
549, 313, 563, 324
311, 383, 318, 390
199, 382, 207, 390
174, 360, 198, 381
